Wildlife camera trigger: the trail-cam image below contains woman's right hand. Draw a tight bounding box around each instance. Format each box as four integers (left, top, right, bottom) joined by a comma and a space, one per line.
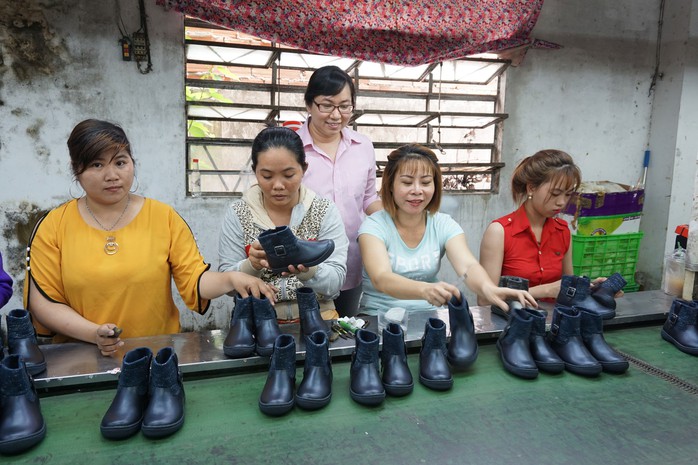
247, 240, 269, 270
95, 323, 123, 357
422, 282, 461, 307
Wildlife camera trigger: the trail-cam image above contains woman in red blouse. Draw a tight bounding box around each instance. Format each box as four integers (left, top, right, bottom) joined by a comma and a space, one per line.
479, 150, 581, 304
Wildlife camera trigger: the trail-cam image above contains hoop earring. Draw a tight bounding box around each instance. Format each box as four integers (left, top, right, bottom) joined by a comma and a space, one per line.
130, 175, 140, 193
69, 179, 84, 199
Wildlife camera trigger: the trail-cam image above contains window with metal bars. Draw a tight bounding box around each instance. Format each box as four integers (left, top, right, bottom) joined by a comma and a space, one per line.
185, 19, 510, 196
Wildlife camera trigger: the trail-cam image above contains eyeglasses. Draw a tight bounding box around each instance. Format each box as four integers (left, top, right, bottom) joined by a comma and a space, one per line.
313, 101, 354, 114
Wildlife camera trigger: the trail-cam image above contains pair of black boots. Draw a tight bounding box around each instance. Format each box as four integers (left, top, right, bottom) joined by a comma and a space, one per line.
258, 225, 335, 275
225, 288, 329, 359
661, 298, 698, 356
1, 309, 46, 375
259, 331, 332, 416
100, 347, 185, 440
418, 295, 479, 391
556, 273, 627, 320
498, 305, 628, 378
0, 355, 45, 455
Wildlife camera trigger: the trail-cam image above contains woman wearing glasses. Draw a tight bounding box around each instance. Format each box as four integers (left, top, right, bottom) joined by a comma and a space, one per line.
298, 66, 383, 317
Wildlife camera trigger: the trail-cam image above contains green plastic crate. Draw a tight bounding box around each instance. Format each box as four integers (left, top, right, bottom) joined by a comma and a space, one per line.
572, 232, 643, 290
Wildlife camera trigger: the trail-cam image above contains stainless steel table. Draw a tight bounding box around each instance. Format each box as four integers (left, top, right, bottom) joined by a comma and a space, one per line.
33, 289, 675, 391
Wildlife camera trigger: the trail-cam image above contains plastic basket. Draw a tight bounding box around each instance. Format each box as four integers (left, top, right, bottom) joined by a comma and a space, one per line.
572, 232, 643, 290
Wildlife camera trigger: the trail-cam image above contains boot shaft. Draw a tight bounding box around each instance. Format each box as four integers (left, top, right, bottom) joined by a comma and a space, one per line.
422, 318, 447, 355
665, 299, 698, 330
353, 329, 380, 366
303, 331, 330, 371
549, 304, 581, 343
118, 347, 152, 389
269, 334, 297, 374
381, 323, 407, 359
296, 287, 319, 314
499, 307, 532, 342
150, 347, 181, 393
6, 308, 37, 340
524, 308, 547, 337
557, 275, 591, 305
0, 355, 33, 396
578, 308, 604, 336
596, 272, 627, 294
231, 294, 254, 322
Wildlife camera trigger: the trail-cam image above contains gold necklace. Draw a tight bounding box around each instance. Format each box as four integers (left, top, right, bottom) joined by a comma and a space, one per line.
84, 195, 131, 255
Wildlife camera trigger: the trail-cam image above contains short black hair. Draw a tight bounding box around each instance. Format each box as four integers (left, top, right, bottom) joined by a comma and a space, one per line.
304, 66, 356, 106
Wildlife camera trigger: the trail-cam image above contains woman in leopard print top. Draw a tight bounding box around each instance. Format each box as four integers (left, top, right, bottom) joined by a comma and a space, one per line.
218, 127, 349, 321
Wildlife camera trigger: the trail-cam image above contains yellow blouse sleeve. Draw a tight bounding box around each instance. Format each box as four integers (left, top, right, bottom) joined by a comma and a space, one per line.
167, 207, 211, 314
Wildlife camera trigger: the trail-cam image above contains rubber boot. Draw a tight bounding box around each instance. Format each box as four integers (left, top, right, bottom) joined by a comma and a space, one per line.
296, 287, 329, 337
578, 308, 629, 373
259, 334, 296, 416
100, 347, 152, 439
547, 305, 602, 377
223, 294, 256, 358
6, 309, 46, 375
446, 294, 479, 370
419, 318, 453, 391
590, 272, 627, 311
380, 323, 413, 396
661, 298, 698, 356
142, 347, 185, 438
556, 275, 615, 320
257, 225, 335, 274
350, 329, 385, 406
496, 307, 538, 379
524, 308, 564, 374
253, 295, 281, 357
296, 331, 332, 410
490, 276, 529, 320
0, 355, 46, 455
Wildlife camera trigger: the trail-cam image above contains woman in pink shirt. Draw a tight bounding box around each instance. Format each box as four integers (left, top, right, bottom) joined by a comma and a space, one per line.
298, 66, 382, 316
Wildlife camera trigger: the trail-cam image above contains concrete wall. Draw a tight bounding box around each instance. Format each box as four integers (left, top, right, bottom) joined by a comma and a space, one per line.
1, 0, 695, 328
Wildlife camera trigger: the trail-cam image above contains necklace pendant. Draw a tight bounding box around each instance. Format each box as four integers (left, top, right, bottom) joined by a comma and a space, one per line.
105, 236, 119, 255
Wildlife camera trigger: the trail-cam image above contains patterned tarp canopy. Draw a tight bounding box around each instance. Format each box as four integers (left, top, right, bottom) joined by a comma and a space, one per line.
157, 0, 547, 66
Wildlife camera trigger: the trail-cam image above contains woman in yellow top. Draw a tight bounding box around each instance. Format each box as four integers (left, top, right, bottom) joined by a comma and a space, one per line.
24, 119, 275, 356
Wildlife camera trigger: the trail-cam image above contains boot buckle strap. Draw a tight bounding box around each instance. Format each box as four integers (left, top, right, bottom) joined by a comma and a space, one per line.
564, 288, 577, 298
668, 312, 678, 325
549, 323, 559, 336
274, 245, 287, 256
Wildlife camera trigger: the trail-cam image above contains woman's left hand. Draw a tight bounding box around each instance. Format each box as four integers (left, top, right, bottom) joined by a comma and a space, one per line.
280, 264, 309, 276
233, 273, 277, 303
484, 286, 537, 311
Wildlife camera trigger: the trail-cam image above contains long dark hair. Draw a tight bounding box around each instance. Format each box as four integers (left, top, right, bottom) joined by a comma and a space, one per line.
511, 149, 581, 203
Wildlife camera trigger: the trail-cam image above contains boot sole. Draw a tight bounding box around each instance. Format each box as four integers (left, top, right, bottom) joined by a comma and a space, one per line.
223, 345, 256, 358
141, 416, 185, 438
599, 360, 630, 374
535, 360, 565, 374
418, 375, 453, 391
255, 344, 274, 357
563, 362, 602, 377
269, 245, 335, 275
496, 341, 538, 379
259, 399, 295, 416
295, 393, 331, 410
100, 421, 142, 440
350, 389, 385, 406
384, 382, 414, 397
0, 423, 46, 454
26, 360, 47, 376
661, 330, 698, 355
447, 347, 479, 371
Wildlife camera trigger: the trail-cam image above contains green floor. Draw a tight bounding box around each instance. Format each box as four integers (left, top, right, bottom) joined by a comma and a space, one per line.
10, 324, 698, 465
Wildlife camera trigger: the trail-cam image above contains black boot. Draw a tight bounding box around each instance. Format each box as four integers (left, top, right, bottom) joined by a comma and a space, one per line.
557, 275, 615, 320
223, 294, 256, 358
100, 347, 152, 439
491, 276, 529, 320
661, 299, 698, 356
296, 287, 329, 337
259, 334, 296, 416
253, 295, 281, 357
547, 305, 602, 377
0, 355, 46, 455
590, 272, 627, 310
142, 347, 185, 438
419, 318, 453, 391
579, 308, 629, 373
380, 323, 413, 396
350, 329, 385, 406
6, 309, 46, 375
296, 331, 332, 410
257, 225, 335, 274
496, 307, 538, 379
524, 308, 564, 374
446, 294, 478, 370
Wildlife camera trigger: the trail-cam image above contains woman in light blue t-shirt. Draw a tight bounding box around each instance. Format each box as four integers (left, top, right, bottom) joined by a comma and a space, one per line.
358, 144, 536, 314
